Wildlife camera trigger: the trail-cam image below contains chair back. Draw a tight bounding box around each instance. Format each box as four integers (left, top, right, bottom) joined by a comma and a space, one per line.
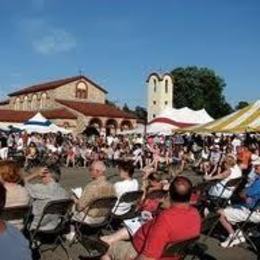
88, 196, 118, 211
225, 178, 242, 188
43, 199, 74, 215
163, 237, 200, 258
0, 205, 30, 222
118, 190, 144, 204
145, 190, 168, 200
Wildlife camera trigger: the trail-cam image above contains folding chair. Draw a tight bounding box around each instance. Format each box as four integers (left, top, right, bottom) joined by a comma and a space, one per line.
207, 178, 242, 210
227, 199, 260, 253
163, 236, 211, 259
78, 235, 109, 260
73, 196, 118, 242
27, 198, 74, 259
145, 189, 168, 200
111, 190, 144, 220
201, 212, 220, 242
0, 204, 31, 231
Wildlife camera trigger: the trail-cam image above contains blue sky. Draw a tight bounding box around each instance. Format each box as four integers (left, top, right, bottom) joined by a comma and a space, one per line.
0, 0, 259, 108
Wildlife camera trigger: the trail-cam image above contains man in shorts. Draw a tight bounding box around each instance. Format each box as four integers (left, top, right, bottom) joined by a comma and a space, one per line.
218, 157, 260, 248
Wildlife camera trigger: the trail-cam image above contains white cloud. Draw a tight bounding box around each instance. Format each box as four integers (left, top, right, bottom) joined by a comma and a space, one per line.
18, 17, 77, 55
32, 29, 76, 54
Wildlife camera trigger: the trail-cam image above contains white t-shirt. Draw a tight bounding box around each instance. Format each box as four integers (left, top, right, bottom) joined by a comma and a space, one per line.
113, 179, 139, 215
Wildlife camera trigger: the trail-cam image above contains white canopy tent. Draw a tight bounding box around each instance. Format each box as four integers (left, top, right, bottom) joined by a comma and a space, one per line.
146, 107, 214, 135
21, 112, 70, 134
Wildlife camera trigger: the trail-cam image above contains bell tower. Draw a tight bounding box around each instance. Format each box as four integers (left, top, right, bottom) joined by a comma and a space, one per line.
147, 72, 174, 122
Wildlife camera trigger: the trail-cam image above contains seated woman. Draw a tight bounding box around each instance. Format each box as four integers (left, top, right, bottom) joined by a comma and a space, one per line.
0, 160, 30, 229
112, 161, 139, 216
205, 155, 242, 199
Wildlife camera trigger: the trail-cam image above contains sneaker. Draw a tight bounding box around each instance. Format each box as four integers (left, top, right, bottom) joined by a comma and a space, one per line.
220, 233, 246, 248
228, 234, 246, 247
65, 231, 75, 241
220, 234, 233, 248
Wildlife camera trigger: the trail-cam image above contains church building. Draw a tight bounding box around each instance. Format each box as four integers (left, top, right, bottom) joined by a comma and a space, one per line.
0, 75, 137, 134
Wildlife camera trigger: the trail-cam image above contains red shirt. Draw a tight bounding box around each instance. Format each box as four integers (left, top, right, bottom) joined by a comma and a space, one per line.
132, 205, 201, 259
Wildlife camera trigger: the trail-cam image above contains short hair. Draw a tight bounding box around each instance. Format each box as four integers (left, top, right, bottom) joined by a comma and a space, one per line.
0, 160, 22, 184
118, 161, 135, 177
169, 176, 193, 203
0, 182, 6, 213
91, 160, 106, 174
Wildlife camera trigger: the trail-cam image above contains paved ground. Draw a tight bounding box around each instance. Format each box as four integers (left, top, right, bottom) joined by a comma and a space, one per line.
41, 167, 258, 260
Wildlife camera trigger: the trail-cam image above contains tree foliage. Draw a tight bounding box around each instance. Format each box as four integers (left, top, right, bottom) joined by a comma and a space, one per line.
171, 66, 233, 119
235, 101, 249, 110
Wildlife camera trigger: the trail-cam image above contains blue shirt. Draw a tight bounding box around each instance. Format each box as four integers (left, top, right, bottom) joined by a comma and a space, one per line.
0, 223, 32, 260
245, 176, 260, 209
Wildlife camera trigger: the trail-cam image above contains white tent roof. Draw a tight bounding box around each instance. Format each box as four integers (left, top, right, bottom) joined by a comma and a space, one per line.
155, 107, 214, 125
147, 107, 214, 135
21, 112, 70, 134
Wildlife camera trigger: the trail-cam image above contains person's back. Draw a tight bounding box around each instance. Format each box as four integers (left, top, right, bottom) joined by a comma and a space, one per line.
24, 167, 69, 230
0, 222, 32, 260
133, 205, 201, 258
0, 181, 32, 260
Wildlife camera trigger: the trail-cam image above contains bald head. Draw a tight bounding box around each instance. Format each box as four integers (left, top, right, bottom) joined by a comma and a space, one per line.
89, 160, 106, 179
169, 176, 192, 203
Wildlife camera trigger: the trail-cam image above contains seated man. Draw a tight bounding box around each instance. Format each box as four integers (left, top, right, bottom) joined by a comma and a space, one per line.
218, 157, 260, 248
101, 176, 201, 260
24, 166, 69, 231
112, 161, 139, 216
0, 182, 32, 260
74, 160, 115, 224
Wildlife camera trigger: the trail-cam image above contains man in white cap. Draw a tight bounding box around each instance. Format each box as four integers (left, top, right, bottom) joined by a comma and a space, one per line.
217, 156, 260, 248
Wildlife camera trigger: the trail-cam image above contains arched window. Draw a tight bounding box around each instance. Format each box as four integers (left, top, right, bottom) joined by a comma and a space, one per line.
165, 80, 168, 93
14, 98, 20, 110
76, 82, 88, 99
31, 95, 38, 110
40, 93, 47, 109
23, 96, 28, 110
153, 79, 157, 92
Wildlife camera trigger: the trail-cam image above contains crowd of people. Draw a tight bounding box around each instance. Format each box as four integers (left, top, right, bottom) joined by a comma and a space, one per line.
0, 129, 259, 259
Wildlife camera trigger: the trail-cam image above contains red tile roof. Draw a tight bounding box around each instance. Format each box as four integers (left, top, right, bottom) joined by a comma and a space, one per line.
56, 99, 137, 119
0, 108, 77, 123
42, 109, 77, 120
0, 99, 10, 105
8, 75, 108, 97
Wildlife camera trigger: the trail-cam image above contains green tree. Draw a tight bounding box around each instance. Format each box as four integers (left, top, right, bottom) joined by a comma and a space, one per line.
235, 101, 249, 110
134, 106, 147, 121
122, 103, 131, 113
171, 66, 233, 118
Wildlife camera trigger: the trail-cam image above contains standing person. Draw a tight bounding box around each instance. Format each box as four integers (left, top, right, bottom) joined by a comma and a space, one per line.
0, 182, 32, 260
112, 161, 139, 216
101, 176, 201, 260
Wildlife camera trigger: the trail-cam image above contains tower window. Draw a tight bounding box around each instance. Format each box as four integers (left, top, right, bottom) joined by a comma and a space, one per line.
153, 114, 156, 118
153, 79, 157, 92
153, 100, 156, 105
165, 101, 168, 105
165, 80, 168, 93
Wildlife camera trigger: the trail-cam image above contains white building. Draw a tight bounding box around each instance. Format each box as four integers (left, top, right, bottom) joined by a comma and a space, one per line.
147, 72, 174, 122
